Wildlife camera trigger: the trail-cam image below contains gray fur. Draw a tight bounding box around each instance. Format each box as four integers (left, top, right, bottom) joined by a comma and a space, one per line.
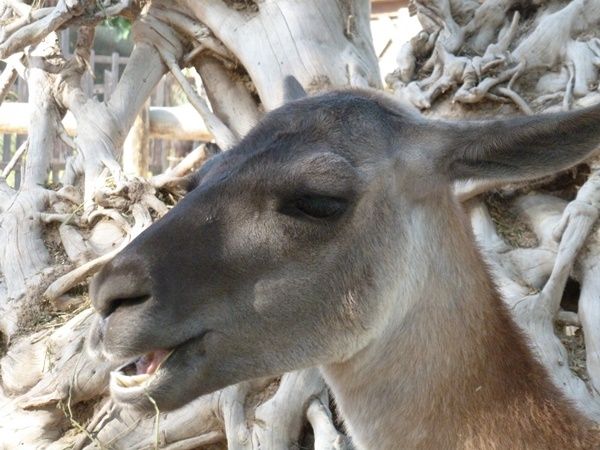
88, 88, 600, 449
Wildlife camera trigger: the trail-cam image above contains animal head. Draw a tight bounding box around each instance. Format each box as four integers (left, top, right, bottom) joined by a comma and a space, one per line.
88, 84, 600, 410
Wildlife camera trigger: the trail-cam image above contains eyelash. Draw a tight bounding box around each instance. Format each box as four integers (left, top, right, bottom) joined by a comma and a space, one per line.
283, 195, 348, 220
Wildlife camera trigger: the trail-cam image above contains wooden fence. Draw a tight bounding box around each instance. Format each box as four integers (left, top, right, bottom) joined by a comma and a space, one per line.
1, 29, 201, 189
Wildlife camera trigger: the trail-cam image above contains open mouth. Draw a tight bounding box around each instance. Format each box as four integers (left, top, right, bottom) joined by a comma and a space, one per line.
111, 348, 174, 391
107, 331, 209, 404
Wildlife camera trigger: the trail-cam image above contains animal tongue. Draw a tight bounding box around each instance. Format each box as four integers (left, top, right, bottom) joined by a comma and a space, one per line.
135, 350, 170, 375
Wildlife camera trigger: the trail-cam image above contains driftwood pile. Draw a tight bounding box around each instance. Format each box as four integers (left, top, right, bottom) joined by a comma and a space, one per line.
0, 0, 599, 448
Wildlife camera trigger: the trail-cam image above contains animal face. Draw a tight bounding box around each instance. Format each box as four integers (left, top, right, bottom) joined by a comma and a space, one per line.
88, 87, 600, 410
88, 90, 424, 409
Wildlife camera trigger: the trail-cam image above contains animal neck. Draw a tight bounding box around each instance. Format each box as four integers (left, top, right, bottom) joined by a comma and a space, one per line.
321, 193, 595, 450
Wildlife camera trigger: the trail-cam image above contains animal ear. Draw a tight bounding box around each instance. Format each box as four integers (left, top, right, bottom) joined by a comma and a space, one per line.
282, 75, 307, 103
430, 104, 600, 183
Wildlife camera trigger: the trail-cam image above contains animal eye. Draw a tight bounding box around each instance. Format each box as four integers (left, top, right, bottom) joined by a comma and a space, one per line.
286, 195, 347, 219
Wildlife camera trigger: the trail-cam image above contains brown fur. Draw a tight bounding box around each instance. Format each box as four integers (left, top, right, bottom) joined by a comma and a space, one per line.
87, 87, 600, 449
322, 193, 600, 449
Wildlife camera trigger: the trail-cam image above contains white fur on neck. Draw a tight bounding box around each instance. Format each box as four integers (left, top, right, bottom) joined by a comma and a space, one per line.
319, 194, 577, 450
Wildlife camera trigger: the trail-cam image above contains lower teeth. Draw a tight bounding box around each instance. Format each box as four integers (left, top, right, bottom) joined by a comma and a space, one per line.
113, 349, 175, 389
113, 372, 150, 388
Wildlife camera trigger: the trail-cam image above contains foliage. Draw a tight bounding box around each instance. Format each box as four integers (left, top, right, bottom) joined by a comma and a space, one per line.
102, 17, 131, 41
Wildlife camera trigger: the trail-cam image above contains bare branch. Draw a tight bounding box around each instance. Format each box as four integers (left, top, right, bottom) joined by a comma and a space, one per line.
151, 143, 216, 189
43, 203, 152, 302
0, 0, 84, 59
1, 138, 27, 179
0, 64, 18, 104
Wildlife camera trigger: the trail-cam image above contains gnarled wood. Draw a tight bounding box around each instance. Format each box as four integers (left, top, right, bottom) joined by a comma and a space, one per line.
2, 1, 600, 448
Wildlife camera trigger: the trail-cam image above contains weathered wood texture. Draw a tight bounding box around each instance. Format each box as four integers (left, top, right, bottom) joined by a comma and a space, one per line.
0, 102, 212, 140
1, 0, 599, 448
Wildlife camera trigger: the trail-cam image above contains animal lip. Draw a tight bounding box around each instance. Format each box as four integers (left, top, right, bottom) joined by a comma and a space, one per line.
125, 349, 171, 375
113, 349, 174, 389
110, 331, 209, 393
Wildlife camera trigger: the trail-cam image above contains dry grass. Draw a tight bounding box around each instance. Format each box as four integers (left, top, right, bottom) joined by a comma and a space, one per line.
557, 324, 590, 383
222, 0, 258, 12
486, 192, 538, 248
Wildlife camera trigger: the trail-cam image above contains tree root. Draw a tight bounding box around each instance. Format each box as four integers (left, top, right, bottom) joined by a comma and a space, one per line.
470, 189, 600, 420
391, 0, 600, 113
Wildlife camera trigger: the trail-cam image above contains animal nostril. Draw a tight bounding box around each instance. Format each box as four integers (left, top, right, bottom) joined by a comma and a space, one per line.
102, 294, 151, 319
90, 254, 153, 319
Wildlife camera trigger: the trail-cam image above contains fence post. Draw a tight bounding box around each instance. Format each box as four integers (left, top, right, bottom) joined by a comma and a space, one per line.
150, 76, 168, 175
60, 29, 71, 56
14, 78, 28, 188
103, 69, 112, 102
111, 52, 119, 93
2, 135, 10, 173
